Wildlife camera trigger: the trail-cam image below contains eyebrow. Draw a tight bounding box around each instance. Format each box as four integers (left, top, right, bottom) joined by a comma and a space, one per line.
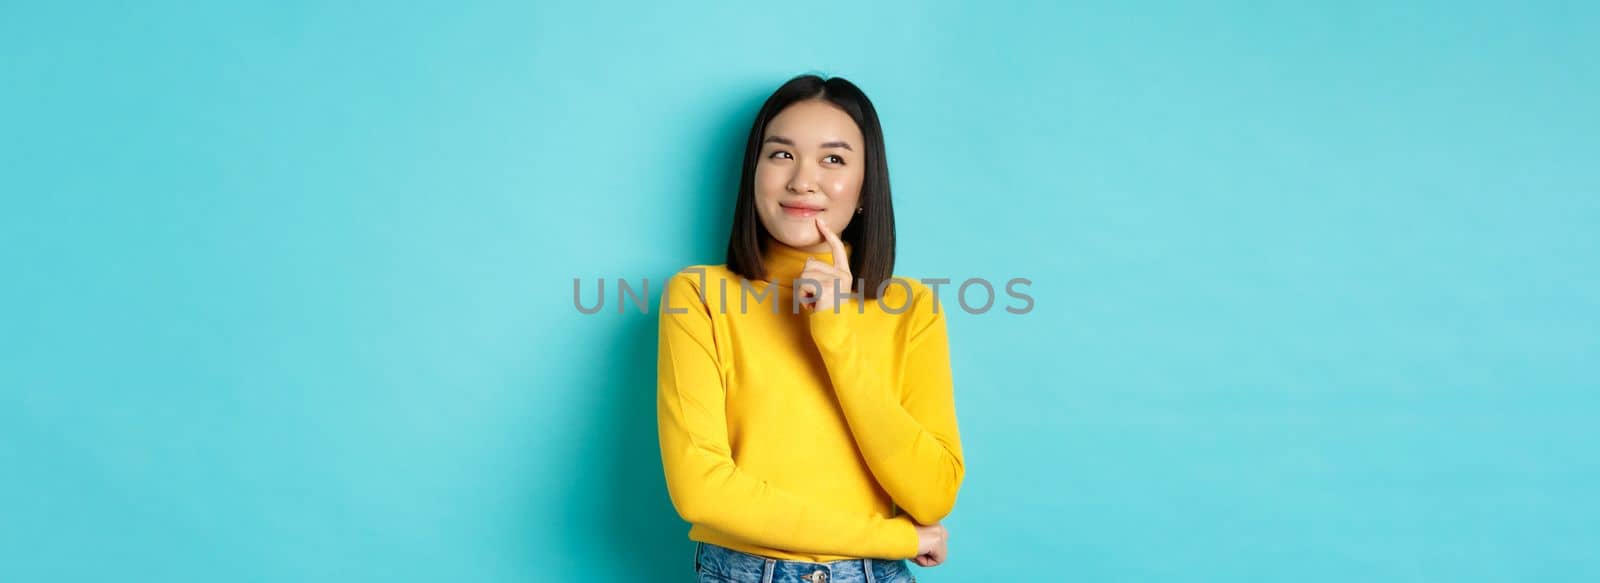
763, 135, 854, 151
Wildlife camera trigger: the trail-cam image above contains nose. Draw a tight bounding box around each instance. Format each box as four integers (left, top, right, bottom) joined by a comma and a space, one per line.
786, 165, 819, 194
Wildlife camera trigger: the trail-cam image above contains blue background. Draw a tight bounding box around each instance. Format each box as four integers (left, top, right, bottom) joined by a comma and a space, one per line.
3, 1, 1596, 581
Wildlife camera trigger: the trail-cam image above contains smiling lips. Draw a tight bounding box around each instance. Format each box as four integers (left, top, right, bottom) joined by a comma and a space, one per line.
780, 201, 825, 218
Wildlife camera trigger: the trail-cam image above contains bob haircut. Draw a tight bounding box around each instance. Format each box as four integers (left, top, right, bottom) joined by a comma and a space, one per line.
725, 74, 897, 300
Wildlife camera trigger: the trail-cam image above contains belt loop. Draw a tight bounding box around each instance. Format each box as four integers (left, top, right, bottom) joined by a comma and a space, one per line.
761, 558, 776, 583
694, 541, 703, 572
863, 558, 877, 583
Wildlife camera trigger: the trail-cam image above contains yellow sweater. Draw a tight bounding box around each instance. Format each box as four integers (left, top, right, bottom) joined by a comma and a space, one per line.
656, 236, 965, 562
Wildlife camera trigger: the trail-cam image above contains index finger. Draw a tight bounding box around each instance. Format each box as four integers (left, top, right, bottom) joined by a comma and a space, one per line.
816, 217, 849, 273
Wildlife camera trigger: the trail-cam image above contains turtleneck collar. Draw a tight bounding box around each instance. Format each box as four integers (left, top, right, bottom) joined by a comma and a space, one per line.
761, 234, 853, 288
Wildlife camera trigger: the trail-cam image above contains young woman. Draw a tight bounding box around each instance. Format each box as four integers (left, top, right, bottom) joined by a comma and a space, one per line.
657, 74, 965, 583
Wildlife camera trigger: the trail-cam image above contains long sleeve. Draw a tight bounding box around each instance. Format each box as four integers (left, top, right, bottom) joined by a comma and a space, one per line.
807, 285, 966, 526
656, 271, 920, 560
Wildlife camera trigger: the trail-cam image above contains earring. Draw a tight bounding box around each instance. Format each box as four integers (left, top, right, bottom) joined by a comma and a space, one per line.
855, 207, 863, 214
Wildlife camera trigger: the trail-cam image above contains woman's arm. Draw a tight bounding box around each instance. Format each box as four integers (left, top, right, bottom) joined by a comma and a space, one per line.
657, 270, 920, 560
808, 284, 966, 526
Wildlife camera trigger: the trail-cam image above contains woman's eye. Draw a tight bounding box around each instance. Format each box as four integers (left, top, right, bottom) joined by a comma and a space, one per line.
768, 151, 792, 160
824, 155, 844, 165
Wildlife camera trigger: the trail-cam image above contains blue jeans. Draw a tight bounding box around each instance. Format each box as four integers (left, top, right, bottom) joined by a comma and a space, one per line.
693, 541, 918, 583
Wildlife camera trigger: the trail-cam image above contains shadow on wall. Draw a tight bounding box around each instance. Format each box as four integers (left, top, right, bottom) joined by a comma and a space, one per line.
543, 82, 768, 580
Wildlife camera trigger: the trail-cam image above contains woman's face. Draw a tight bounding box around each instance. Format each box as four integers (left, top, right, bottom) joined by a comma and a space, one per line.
754, 99, 866, 253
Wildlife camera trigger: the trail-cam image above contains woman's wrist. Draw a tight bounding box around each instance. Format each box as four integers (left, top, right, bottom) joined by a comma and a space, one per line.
805, 298, 859, 350
886, 514, 921, 559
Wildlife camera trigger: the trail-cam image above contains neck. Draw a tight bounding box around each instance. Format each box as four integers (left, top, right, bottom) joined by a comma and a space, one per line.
761, 234, 852, 287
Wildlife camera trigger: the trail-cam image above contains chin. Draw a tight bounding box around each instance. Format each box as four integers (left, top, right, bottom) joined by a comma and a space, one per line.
766, 222, 821, 249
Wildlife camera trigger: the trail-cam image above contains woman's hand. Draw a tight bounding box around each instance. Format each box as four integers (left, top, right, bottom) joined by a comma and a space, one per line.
797, 217, 853, 313
912, 522, 948, 567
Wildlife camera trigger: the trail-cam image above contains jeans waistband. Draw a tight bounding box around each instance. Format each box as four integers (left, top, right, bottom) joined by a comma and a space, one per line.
694, 541, 908, 583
